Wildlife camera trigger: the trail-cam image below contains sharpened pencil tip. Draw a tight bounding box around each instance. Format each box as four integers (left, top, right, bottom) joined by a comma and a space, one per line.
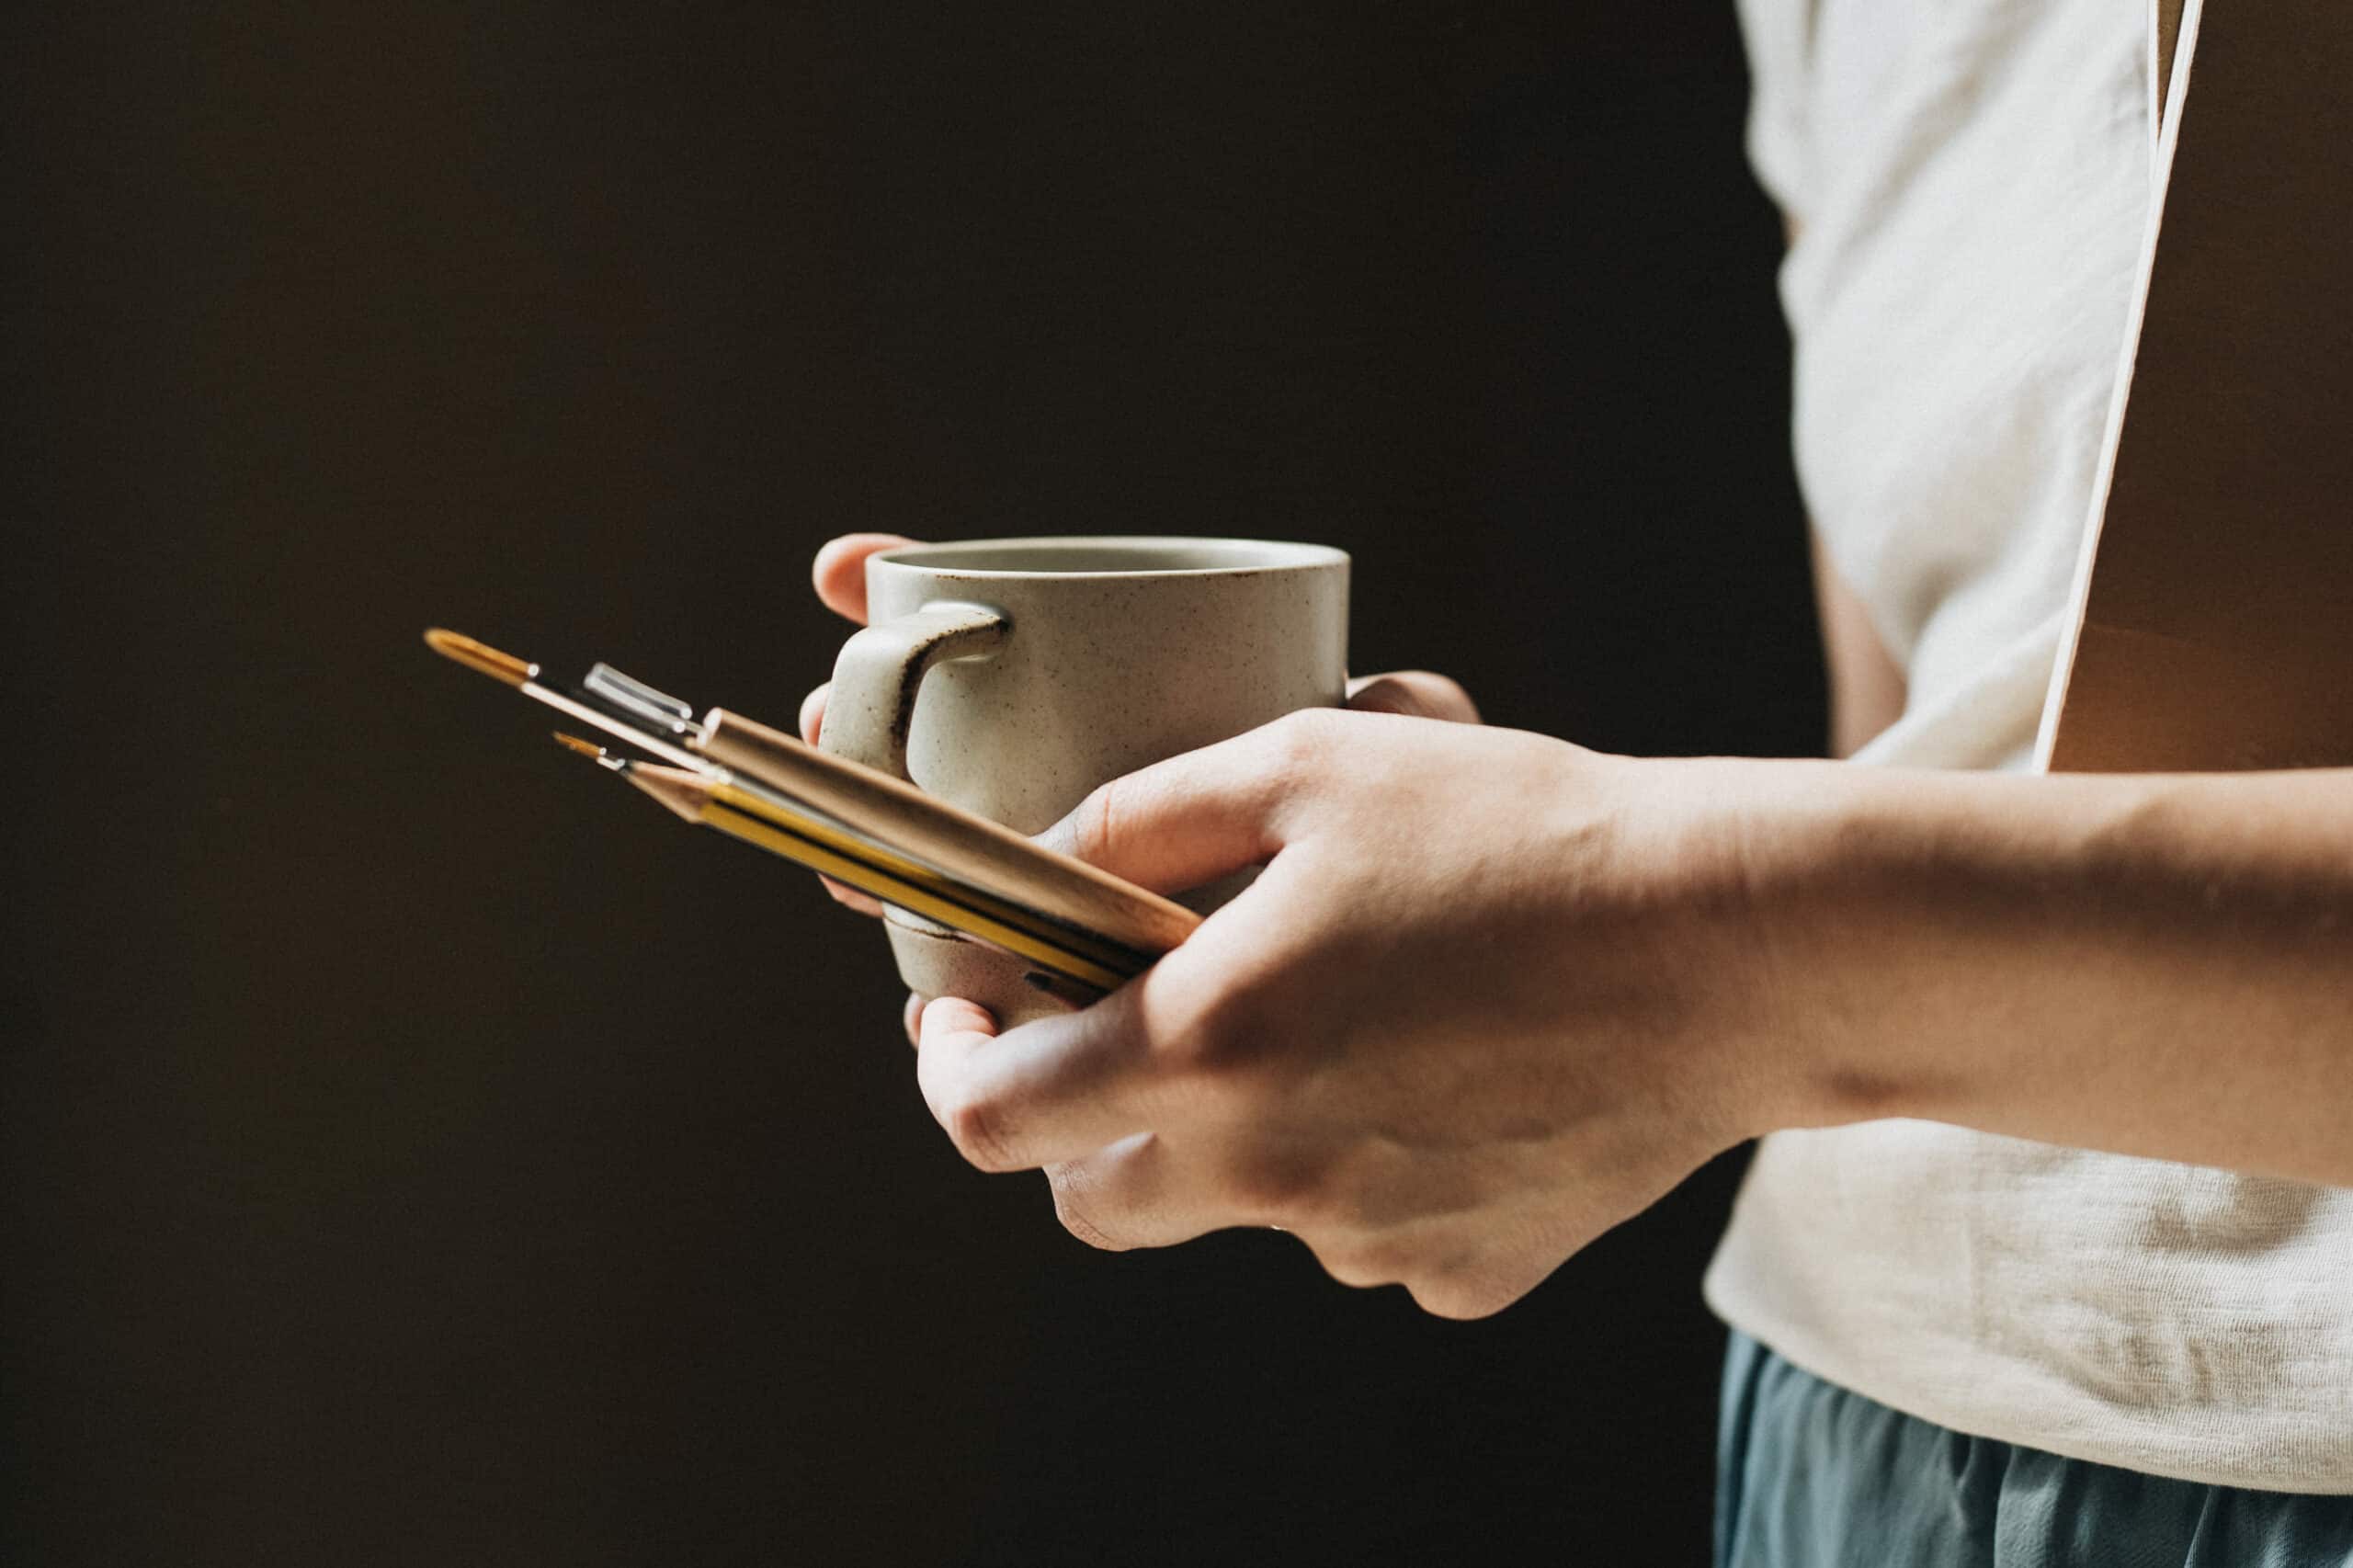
424, 628, 537, 687
618, 762, 713, 824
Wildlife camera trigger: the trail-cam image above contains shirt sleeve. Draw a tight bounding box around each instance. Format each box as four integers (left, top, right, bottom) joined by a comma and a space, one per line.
1733, 0, 1813, 222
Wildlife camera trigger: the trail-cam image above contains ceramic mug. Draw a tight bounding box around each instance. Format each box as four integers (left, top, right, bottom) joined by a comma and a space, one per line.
820, 536, 1349, 1025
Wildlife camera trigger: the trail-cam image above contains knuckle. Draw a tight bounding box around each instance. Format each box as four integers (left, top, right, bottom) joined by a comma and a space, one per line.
1303, 1233, 1411, 1290
1319, 1256, 1392, 1291
1049, 1184, 1133, 1252
940, 1093, 1020, 1173
1406, 1260, 1531, 1322
1406, 1279, 1493, 1320
1265, 706, 1343, 776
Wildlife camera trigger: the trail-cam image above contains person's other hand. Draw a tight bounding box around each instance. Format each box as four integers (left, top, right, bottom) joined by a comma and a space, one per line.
798, 532, 1482, 1038
800, 534, 921, 921
910, 713, 1791, 1317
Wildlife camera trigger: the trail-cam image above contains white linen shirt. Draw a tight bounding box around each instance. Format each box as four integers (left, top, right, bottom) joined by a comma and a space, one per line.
1703, 0, 2353, 1492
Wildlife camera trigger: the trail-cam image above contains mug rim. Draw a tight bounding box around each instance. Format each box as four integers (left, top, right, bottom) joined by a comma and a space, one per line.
871, 535, 1347, 579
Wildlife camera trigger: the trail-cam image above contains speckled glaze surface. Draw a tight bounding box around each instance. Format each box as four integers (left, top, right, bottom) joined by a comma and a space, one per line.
820, 536, 1348, 1025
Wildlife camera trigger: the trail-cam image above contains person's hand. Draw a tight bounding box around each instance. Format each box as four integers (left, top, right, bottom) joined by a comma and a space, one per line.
910, 714, 1799, 1318
799, 534, 922, 921
798, 533, 1483, 1034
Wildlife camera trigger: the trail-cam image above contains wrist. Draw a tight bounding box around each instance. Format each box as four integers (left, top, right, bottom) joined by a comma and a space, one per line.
1689, 756, 1931, 1135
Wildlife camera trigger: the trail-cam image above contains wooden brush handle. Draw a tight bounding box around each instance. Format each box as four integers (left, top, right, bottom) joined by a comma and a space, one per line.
694, 709, 1202, 958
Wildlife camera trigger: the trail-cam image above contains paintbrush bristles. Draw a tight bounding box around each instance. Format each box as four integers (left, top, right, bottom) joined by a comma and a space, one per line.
551, 732, 631, 772
424, 629, 537, 687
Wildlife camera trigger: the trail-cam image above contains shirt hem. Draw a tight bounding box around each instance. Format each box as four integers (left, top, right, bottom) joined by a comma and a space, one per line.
1703, 1274, 2353, 1497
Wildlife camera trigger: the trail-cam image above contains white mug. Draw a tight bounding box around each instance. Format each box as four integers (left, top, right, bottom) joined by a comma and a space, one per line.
821, 536, 1349, 1024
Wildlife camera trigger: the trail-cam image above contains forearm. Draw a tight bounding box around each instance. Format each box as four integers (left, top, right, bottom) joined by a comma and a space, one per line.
1731, 760, 2353, 1184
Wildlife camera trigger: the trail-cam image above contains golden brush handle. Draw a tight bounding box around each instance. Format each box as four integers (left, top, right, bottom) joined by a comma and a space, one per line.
694, 710, 1201, 960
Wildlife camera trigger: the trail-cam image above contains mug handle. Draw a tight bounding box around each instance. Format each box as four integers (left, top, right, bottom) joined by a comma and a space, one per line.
818, 600, 1009, 780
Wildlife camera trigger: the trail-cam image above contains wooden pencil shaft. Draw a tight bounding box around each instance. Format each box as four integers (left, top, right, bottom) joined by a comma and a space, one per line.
535, 679, 1136, 971
426, 629, 1172, 983
692, 709, 1202, 958
691, 797, 1125, 992
612, 757, 1137, 986
703, 779, 1151, 975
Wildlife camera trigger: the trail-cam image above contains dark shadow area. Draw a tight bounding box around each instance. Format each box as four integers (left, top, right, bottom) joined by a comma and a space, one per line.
4, 4, 1816, 1562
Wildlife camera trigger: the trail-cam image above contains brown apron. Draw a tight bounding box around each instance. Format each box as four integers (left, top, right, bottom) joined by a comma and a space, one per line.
2041, 0, 2353, 771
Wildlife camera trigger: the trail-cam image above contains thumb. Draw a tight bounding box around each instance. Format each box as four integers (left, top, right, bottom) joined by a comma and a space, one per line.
1035, 717, 1321, 896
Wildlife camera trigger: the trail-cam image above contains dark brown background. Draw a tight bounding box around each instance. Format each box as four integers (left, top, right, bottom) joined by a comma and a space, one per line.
4, 4, 1817, 1562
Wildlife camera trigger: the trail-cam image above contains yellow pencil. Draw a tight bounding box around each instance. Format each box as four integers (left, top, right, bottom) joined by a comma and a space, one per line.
426, 628, 1182, 998
551, 735, 1140, 995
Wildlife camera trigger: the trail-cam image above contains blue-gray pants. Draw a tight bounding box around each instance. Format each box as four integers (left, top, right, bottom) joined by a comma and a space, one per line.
1717, 1332, 2353, 1567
